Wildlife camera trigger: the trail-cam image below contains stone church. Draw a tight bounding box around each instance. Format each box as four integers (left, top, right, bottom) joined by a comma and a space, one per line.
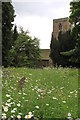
38, 17, 72, 67
52, 17, 72, 40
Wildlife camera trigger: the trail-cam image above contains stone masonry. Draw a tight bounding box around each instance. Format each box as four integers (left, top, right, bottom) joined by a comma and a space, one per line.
52, 17, 72, 40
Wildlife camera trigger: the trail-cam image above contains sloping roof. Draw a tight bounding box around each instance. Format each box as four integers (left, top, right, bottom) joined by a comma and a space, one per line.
40, 49, 50, 60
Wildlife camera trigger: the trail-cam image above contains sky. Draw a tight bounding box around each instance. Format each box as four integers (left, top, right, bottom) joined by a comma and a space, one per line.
12, 0, 72, 49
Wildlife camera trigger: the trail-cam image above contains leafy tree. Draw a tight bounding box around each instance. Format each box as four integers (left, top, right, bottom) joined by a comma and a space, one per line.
61, 1, 80, 68
9, 27, 40, 67
2, 2, 15, 67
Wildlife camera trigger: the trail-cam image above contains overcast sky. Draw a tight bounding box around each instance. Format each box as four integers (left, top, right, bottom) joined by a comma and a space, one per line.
12, 0, 72, 49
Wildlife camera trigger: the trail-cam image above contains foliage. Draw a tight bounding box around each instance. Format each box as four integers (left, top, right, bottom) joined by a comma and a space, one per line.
9, 27, 40, 67
61, 1, 80, 68
50, 34, 60, 67
12, 24, 18, 45
50, 30, 76, 67
2, 2, 15, 67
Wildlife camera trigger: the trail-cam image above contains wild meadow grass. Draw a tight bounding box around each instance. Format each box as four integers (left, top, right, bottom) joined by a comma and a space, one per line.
2, 67, 78, 119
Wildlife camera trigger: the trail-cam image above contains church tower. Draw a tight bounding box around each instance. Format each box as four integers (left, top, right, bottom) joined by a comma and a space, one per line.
52, 17, 72, 40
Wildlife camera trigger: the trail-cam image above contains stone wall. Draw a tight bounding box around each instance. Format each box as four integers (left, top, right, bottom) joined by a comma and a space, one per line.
36, 49, 53, 67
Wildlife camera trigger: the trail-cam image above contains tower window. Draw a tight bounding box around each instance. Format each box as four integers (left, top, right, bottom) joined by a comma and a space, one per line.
59, 23, 62, 31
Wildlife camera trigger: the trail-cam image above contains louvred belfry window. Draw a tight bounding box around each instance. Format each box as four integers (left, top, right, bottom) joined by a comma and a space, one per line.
59, 23, 62, 31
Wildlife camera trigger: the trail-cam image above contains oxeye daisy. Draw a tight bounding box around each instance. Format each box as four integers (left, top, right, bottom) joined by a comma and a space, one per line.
25, 115, 31, 119
3, 105, 8, 112
35, 106, 39, 109
17, 103, 21, 107
2, 114, 7, 119
6, 94, 10, 98
67, 113, 71, 119
17, 115, 21, 119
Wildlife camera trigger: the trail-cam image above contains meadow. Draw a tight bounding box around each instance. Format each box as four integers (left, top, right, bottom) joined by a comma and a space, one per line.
2, 67, 78, 119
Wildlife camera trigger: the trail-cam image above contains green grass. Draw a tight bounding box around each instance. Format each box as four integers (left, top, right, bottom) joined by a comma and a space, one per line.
2, 67, 78, 119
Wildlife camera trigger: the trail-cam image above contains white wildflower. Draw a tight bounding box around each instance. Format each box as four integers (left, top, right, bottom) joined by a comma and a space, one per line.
46, 104, 49, 106
70, 91, 74, 94
37, 89, 42, 93
18, 92, 21, 95
52, 97, 57, 100
60, 87, 64, 90
68, 113, 71, 117
19, 113, 22, 115
23, 92, 26, 95
47, 90, 52, 94
5, 103, 11, 107
11, 115, 14, 118
68, 95, 71, 98
25, 114, 33, 119
6, 94, 10, 97
22, 97, 24, 99
17, 115, 21, 119
13, 108, 17, 111
62, 101, 66, 103
38, 94, 40, 97
2, 113, 6, 116
17, 103, 21, 107
35, 106, 39, 109
35, 86, 38, 89
11, 110, 15, 113
3, 105, 8, 112
32, 88, 34, 91
11, 86, 14, 89
7, 99, 11, 103
29, 112, 32, 115
2, 114, 6, 119
67, 113, 71, 119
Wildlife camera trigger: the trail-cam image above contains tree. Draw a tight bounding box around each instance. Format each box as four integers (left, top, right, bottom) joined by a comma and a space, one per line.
50, 30, 76, 67
12, 24, 18, 45
2, 2, 15, 67
9, 27, 40, 67
61, 1, 80, 68
50, 34, 60, 67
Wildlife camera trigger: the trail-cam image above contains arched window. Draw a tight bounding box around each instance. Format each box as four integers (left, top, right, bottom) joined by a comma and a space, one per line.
59, 23, 62, 31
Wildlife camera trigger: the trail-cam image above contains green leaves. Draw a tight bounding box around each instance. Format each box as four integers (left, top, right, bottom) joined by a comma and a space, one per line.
2, 2, 15, 67
65, 1, 80, 67
50, 30, 76, 67
9, 28, 40, 67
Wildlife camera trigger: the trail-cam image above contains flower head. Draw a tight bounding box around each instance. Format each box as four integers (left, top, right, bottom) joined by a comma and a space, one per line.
68, 113, 71, 117
29, 112, 32, 115
62, 101, 66, 103
46, 104, 49, 106
17, 103, 21, 107
7, 99, 11, 103
52, 97, 57, 100
17, 115, 21, 119
35, 106, 39, 109
25, 115, 32, 119
3, 105, 8, 112
11, 110, 15, 114
2, 113, 6, 119
6, 94, 10, 98
67, 113, 71, 119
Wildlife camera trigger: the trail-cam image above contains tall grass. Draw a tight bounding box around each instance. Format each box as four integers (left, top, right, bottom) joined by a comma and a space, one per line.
2, 67, 78, 119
